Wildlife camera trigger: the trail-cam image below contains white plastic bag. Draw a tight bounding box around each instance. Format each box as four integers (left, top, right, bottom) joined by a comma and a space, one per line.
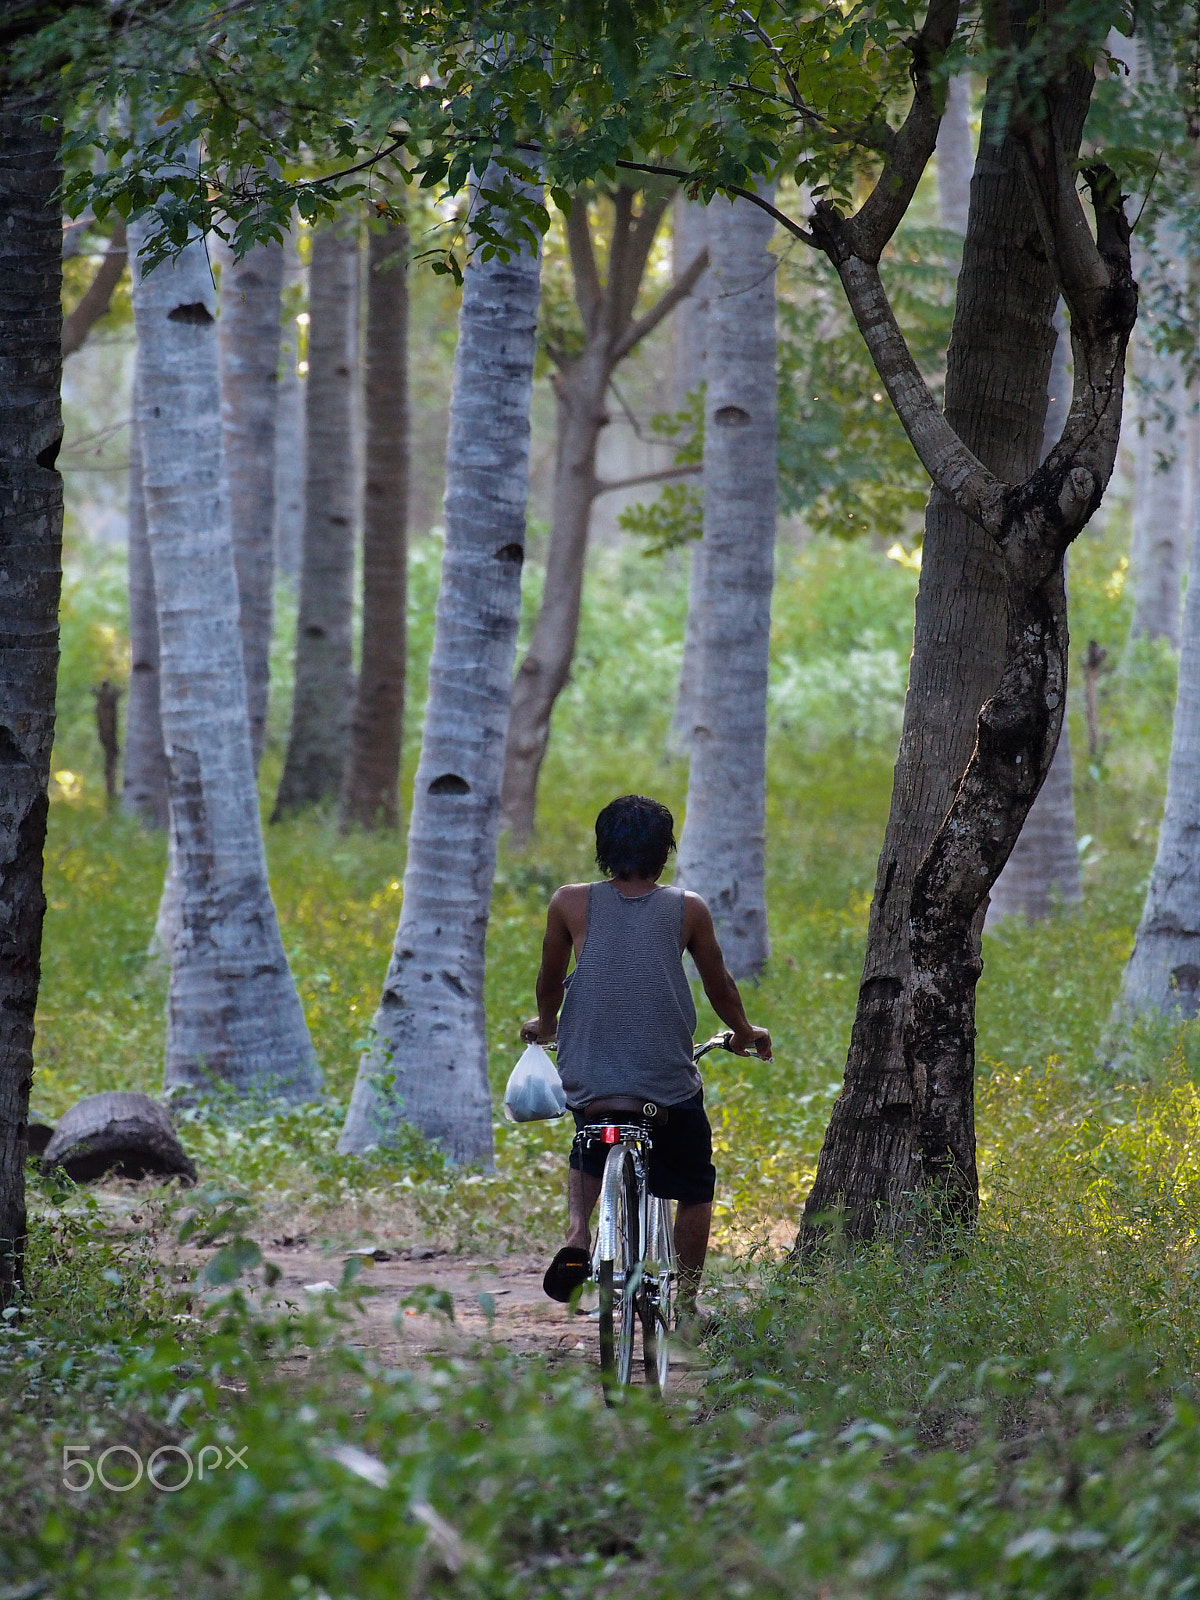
503, 1043, 567, 1122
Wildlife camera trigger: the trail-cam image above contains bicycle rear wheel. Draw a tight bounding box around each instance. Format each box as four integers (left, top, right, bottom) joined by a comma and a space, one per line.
640, 1195, 676, 1393
596, 1145, 639, 1386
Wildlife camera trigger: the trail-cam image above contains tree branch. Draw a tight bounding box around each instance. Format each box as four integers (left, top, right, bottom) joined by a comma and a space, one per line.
829, 246, 1007, 536
595, 462, 700, 495
617, 191, 669, 327
611, 244, 708, 363
565, 194, 601, 333
847, 0, 961, 261
61, 218, 127, 356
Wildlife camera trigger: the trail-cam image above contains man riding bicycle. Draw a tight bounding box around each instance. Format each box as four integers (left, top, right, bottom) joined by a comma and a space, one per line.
521, 794, 772, 1321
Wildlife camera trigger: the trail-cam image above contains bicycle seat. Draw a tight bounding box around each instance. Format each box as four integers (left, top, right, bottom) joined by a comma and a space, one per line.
582, 1096, 668, 1127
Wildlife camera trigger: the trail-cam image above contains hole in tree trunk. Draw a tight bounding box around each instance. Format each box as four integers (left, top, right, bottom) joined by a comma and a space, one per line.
713, 405, 751, 427
168, 302, 214, 324
1170, 964, 1200, 1019
495, 543, 524, 564
37, 434, 62, 471
428, 773, 470, 795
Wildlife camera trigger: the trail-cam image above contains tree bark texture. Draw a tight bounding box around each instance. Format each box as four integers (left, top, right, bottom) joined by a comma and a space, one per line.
273, 222, 306, 581
1125, 227, 1194, 651
61, 219, 127, 357
217, 234, 284, 769
667, 196, 711, 760
988, 313, 1082, 923
0, 89, 63, 1305
801, 21, 1114, 1236
273, 219, 358, 817
340, 220, 408, 831
129, 219, 321, 1104
340, 173, 542, 1164
1110, 469, 1200, 1026
500, 186, 704, 842
674, 192, 777, 980
121, 403, 170, 828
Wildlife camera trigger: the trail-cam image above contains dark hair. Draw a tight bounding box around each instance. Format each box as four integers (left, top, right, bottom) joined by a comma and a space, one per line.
594, 795, 676, 880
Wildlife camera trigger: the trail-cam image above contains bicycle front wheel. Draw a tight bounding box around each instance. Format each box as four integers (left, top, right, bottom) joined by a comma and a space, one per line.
641, 1194, 676, 1393
596, 1145, 640, 1386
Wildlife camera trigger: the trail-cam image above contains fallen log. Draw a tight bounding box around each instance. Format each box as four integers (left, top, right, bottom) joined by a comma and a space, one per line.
25, 1113, 54, 1156
42, 1091, 197, 1184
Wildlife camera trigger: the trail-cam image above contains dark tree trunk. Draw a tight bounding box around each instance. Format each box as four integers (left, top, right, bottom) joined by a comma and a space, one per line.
801, 53, 1096, 1240
0, 87, 64, 1306
340, 219, 408, 830
273, 218, 358, 818
121, 404, 170, 829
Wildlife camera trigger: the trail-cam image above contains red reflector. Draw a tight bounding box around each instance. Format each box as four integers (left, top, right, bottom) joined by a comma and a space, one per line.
602, 1125, 620, 1144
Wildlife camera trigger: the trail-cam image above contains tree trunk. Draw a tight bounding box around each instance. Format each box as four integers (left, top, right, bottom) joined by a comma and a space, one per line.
667, 196, 711, 760
129, 218, 321, 1103
500, 186, 702, 842
801, 63, 1094, 1239
674, 192, 776, 980
988, 313, 1082, 923
340, 170, 541, 1164
121, 402, 170, 828
0, 86, 63, 1306
935, 74, 972, 236
273, 222, 306, 582
272, 218, 358, 817
216, 235, 284, 769
1109, 471, 1200, 1028
500, 353, 608, 841
339, 219, 408, 831
1125, 236, 1193, 650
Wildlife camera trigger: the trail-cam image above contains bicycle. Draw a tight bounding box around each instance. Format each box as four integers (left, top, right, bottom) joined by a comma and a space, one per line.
569, 1032, 745, 1395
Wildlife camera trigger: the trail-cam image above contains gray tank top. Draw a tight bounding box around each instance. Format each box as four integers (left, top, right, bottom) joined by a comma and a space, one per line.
556, 881, 700, 1109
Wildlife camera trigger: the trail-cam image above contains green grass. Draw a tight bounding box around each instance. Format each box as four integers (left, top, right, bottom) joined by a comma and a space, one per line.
10, 513, 1200, 1596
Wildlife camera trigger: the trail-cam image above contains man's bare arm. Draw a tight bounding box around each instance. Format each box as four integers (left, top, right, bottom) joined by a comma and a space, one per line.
684, 893, 772, 1058
520, 891, 575, 1043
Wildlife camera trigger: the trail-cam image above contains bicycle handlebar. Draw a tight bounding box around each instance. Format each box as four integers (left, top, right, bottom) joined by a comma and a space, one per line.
528, 1033, 763, 1059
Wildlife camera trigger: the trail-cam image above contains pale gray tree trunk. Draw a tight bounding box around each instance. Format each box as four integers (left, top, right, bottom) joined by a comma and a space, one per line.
988, 311, 1082, 922
216, 235, 283, 768
340, 173, 542, 1163
1126, 237, 1194, 650
935, 74, 972, 236
121, 403, 169, 829
273, 219, 358, 817
667, 196, 711, 760
274, 223, 306, 581
675, 192, 776, 980
340, 219, 408, 831
1110, 446, 1200, 1027
129, 220, 321, 1102
500, 186, 703, 841
1123, 30, 1193, 652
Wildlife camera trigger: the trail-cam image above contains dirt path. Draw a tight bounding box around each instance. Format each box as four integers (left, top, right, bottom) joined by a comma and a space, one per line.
262, 1239, 593, 1369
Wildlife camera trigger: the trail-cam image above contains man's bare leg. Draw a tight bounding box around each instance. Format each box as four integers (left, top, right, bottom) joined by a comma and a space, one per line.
674, 1200, 712, 1319
566, 1167, 602, 1252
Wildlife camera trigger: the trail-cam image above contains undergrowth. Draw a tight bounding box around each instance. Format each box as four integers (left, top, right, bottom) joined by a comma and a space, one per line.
9, 509, 1200, 1596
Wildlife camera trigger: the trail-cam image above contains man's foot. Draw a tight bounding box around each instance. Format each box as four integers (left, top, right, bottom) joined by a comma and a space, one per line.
542, 1246, 591, 1303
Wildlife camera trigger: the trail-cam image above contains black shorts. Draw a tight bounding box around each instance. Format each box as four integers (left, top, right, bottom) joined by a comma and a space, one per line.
569, 1089, 716, 1205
